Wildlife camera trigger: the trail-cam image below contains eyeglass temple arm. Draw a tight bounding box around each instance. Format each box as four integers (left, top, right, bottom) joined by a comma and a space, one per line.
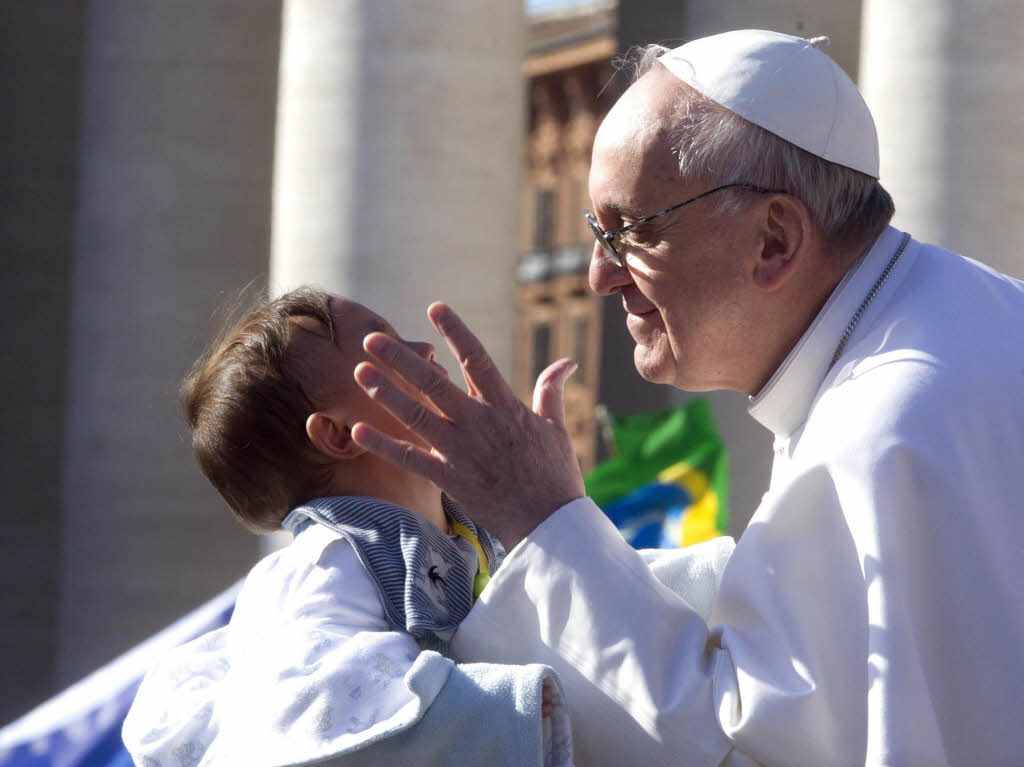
603, 183, 781, 239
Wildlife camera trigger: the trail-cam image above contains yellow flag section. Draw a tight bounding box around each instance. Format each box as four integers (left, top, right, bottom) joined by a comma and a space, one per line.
584, 399, 729, 549
657, 462, 721, 546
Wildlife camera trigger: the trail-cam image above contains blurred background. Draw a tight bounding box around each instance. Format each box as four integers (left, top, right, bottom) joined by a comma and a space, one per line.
2, 0, 1022, 726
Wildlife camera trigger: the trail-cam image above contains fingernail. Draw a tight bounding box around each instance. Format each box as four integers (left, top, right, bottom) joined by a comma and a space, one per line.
363, 332, 392, 356
354, 362, 383, 388
430, 305, 453, 330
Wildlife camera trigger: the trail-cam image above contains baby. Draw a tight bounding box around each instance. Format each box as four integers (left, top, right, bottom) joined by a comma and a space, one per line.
122, 288, 571, 766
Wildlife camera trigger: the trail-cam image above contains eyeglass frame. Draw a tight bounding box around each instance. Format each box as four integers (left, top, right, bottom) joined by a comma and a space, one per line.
583, 182, 784, 267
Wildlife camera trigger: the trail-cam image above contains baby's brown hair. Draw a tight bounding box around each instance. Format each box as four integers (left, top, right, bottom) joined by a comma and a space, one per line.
181, 288, 335, 532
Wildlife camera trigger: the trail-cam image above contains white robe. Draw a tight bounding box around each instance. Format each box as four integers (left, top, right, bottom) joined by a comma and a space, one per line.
452, 227, 1024, 766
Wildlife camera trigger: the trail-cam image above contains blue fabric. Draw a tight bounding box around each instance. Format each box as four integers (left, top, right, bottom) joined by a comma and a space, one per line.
602, 482, 692, 548
308, 657, 572, 767
2, 696, 136, 767
0, 599, 235, 767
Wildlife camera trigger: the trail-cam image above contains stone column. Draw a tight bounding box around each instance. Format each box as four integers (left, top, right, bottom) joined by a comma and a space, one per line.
56, 0, 282, 684
860, 0, 1024, 278
270, 0, 524, 379
618, 0, 863, 83
0, 1, 84, 721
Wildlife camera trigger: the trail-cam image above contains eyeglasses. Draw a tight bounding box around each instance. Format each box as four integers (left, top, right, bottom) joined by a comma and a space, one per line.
584, 182, 782, 267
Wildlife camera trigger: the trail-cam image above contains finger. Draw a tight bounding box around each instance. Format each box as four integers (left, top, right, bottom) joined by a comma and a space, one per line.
427, 302, 516, 406
354, 362, 453, 444
532, 358, 577, 423
541, 702, 553, 718
350, 421, 447, 484
362, 332, 470, 417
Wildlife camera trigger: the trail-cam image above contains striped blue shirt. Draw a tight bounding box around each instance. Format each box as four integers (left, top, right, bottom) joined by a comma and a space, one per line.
282, 495, 503, 655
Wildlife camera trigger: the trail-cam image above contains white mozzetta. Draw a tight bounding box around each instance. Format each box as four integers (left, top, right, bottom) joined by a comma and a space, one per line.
454, 227, 1024, 766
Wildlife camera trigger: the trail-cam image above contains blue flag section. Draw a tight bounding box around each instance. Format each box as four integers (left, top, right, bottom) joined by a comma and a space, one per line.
0, 582, 241, 767
601, 481, 694, 549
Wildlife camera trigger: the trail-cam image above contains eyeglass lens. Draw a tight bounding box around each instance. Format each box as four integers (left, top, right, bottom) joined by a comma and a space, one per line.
584, 211, 622, 267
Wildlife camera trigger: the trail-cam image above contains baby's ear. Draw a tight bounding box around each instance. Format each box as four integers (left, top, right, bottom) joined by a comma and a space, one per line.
306, 412, 366, 461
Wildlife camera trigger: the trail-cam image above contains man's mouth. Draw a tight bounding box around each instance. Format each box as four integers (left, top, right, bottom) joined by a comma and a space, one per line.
622, 295, 656, 317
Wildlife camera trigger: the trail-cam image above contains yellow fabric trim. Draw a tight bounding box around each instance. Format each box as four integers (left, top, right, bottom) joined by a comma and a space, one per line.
450, 521, 491, 597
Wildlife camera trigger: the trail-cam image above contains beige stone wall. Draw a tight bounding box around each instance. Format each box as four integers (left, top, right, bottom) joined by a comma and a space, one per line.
861, 0, 1024, 278
0, 1, 84, 722
55, 0, 281, 686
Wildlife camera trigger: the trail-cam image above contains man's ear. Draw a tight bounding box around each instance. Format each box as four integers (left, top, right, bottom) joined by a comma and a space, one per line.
306, 412, 366, 461
753, 196, 808, 291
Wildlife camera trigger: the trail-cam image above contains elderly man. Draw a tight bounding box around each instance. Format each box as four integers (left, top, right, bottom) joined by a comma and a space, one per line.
349, 31, 1024, 766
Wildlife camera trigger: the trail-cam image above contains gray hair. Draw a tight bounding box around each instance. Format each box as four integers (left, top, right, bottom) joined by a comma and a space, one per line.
626, 44, 895, 248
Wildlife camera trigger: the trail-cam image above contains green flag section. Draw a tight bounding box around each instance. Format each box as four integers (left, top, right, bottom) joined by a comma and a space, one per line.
585, 399, 729, 548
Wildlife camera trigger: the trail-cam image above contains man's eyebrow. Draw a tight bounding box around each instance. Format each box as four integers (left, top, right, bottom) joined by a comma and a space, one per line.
606, 201, 646, 220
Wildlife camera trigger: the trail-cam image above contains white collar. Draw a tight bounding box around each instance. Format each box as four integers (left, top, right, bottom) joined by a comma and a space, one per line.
747, 226, 908, 437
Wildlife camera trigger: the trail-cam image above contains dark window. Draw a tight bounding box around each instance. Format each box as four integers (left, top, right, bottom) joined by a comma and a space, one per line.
534, 189, 556, 250
569, 182, 582, 242
571, 315, 588, 380
531, 322, 552, 381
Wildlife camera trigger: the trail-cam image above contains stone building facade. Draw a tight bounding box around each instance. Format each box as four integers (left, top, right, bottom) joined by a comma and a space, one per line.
516, 6, 616, 472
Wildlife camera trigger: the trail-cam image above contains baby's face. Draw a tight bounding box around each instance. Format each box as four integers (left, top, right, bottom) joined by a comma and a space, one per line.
291, 296, 444, 449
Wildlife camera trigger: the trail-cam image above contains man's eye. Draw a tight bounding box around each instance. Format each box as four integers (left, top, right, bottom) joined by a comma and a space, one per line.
622, 226, 654, 245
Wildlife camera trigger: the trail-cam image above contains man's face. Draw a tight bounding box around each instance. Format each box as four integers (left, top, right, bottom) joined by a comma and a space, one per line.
291, 297, 442, 448
587, 67, 760, 392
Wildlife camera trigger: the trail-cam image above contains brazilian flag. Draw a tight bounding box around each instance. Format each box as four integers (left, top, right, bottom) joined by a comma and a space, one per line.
585, 399, 729, 548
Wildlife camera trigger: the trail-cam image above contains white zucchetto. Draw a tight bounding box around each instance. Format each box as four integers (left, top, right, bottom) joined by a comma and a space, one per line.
659, 29, 880, 178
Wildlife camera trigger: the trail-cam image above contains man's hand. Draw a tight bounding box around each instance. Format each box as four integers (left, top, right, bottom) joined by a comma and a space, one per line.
351, 302, 585, 549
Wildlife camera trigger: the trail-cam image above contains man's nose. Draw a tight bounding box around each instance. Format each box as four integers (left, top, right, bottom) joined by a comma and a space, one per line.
407, 340, 435, 361
588, 240, 633, 296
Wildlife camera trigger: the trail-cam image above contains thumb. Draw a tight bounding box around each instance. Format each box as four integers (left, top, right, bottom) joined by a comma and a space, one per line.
532, 358, 578, 422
